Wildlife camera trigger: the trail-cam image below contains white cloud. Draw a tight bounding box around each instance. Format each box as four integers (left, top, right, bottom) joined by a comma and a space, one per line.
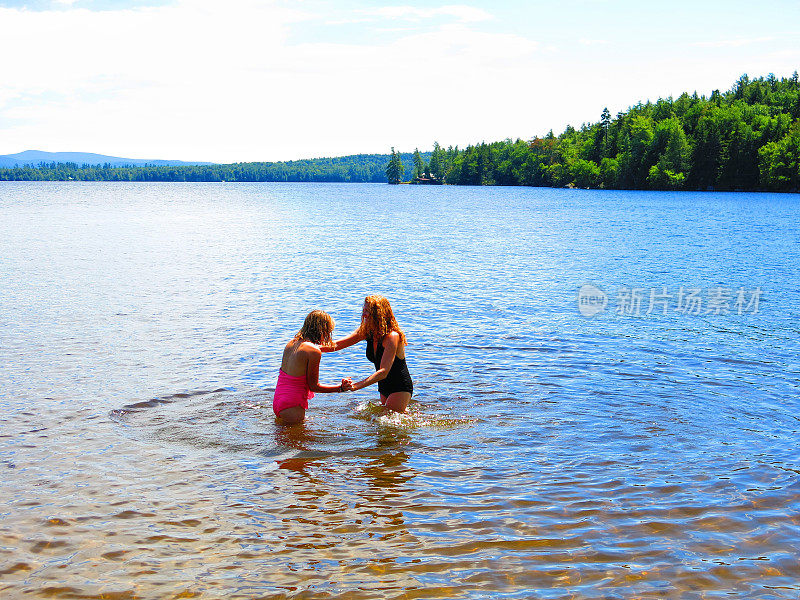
0, 1, 540, 161
0, 1, 314, 159
0, 1, 793, 163
326, 4, 492, 28
691, 36, 775, 48
367, 5, 493, 23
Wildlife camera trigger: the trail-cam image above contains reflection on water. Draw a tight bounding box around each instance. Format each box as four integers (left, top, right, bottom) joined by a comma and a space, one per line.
1, 182, 799, 598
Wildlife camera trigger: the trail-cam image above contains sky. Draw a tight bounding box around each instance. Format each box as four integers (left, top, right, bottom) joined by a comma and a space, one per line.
0, 0, 798, 163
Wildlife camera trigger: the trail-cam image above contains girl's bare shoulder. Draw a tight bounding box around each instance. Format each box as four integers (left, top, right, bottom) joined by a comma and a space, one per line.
298, 341, 322, 355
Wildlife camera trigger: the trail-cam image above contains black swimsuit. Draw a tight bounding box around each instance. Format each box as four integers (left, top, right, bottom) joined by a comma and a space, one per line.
366, 335, 414, 397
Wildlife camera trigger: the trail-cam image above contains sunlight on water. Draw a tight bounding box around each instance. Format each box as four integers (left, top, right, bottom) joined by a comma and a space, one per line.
1, 182, 799, 599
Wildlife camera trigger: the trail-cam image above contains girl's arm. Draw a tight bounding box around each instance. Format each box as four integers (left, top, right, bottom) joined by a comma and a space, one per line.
352, 332, 399, 391
321, 328, 365, 353
306, 347, 348, 393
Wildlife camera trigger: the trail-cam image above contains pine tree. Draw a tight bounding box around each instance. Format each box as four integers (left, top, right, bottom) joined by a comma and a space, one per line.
385, 147, 404, 184
601, 107, 611, 147
412, 148, 424, 180
429, 141, 445, 180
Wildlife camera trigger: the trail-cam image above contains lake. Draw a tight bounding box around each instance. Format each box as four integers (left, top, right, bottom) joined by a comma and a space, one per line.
1, 181, 798, 599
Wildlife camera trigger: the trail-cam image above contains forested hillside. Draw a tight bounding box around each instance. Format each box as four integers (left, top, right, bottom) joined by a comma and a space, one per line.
430, 73, 800, 191
0, 152, 427, 184
1, 74, 797, 191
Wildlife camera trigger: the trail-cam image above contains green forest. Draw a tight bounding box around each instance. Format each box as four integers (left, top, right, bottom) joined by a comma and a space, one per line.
408, 73, 800, 191
1, 73, 798, 191
0, 153, 427, 184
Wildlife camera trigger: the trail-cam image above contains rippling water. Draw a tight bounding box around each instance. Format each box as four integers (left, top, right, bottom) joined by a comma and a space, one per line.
1, 182, 799, 599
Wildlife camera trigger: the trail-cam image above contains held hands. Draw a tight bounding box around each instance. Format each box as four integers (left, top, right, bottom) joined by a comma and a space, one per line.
340, 377, 354, 392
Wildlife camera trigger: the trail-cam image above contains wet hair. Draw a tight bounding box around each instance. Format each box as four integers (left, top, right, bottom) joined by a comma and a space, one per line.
294, 310, 335, 346
357, 294, 407, 346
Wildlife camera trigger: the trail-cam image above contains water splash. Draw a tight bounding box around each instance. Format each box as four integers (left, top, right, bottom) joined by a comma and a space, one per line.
353, 400, 477, 429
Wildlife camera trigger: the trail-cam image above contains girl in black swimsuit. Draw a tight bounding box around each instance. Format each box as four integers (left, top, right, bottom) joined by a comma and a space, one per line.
366, 333, 413, 398
323, 294, 414, 413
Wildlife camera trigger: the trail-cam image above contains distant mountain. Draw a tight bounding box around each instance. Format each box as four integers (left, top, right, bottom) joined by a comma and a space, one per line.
0, 150, 214, 168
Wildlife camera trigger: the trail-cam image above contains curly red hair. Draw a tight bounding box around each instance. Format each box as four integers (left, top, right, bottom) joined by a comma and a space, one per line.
357, 295, 407, 346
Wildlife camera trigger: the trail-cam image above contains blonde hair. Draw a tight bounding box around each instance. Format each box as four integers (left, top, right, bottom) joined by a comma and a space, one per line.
294, 310, 335, 346
357, 294, 407, 346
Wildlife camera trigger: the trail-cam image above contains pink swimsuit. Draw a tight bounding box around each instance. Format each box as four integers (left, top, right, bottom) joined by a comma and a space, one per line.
273, 369, 314, 416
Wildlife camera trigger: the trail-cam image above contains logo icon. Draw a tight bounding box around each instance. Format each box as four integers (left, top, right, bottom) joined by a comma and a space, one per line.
578, 284, 608, 317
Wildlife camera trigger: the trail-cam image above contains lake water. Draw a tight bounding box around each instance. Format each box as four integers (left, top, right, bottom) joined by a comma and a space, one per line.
1, 182, 798, 599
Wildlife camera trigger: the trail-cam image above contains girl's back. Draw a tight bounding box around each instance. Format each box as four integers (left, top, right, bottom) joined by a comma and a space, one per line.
281, 339, 311, 378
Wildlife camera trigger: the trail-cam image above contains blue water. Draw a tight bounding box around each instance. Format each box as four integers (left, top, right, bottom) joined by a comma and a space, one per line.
0, 182, 798, 599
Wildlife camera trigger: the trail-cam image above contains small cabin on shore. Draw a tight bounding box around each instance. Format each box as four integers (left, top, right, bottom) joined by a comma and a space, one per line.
410, 176, 443, 185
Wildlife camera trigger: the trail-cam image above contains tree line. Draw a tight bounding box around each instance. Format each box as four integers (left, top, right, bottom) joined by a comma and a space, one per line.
405, 73, 800, 192
1, 73, 798, 191
0, 153, 428, 184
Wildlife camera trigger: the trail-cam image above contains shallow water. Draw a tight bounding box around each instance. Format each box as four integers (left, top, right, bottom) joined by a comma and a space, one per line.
1, 182, 799, 599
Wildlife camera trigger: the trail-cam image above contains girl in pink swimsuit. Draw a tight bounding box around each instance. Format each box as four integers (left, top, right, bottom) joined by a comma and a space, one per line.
273, 310, 352, 425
